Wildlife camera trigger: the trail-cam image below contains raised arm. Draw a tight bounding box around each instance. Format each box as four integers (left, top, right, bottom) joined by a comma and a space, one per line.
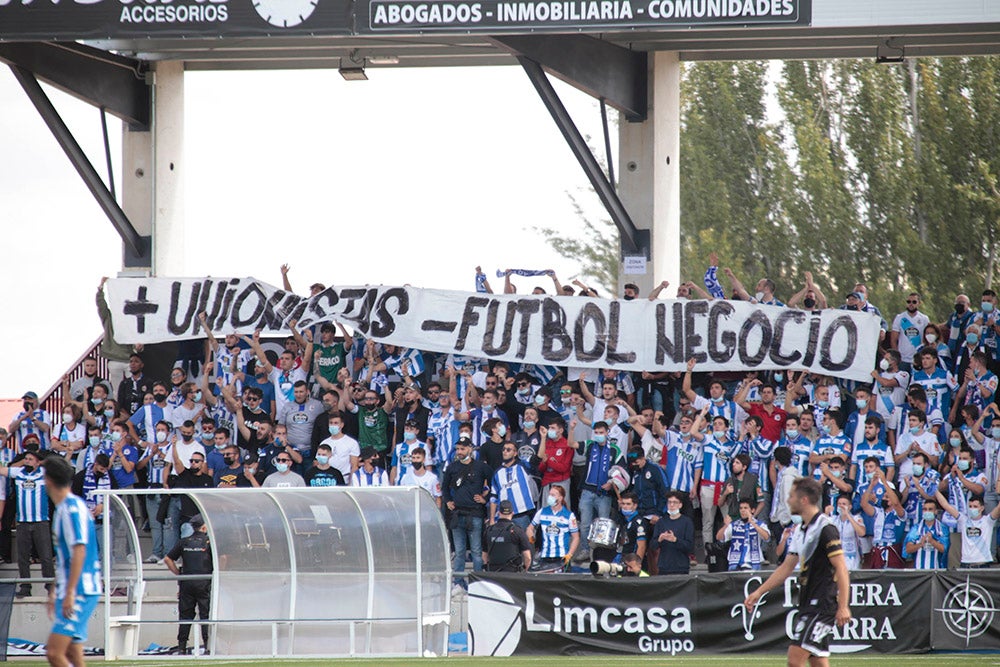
280, 263, 293, 292
547, 270, 563, 295
647, 280, 670, 301
722, 267, 750, 301
475, 266, 494, 294
245, 330, 274, 375
198, 311, 220, 352
681, 358, 700, 402
934, 489, 959, 519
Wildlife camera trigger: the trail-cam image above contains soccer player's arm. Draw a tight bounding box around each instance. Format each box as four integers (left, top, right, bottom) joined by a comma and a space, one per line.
60, 506, 90, 615
823, 524, 852, 626
744, 550, 798, 609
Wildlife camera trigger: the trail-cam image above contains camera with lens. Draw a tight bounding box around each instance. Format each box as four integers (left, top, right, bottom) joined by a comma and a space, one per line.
590, 560, 625, 577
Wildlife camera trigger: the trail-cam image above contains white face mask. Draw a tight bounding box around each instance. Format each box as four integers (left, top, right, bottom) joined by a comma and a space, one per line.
925, 332, 938, 343
879, 359, 890, 371
754, 291, 765, 302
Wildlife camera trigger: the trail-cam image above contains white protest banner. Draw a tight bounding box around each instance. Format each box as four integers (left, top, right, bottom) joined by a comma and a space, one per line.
106, 277, 881, 381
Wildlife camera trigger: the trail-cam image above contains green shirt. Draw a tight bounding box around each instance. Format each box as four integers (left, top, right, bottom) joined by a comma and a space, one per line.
358, 407, 389, 452
314, 342, 348, 384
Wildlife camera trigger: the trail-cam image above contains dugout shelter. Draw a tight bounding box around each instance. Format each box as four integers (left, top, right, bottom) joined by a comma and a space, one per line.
95, 486, 451, 660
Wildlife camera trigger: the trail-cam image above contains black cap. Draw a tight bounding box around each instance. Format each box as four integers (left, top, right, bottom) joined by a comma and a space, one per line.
242, 453, 256, 465
498, 500, 514, 515
189, 514, 204, 528
456, 437, 473, 448
360, 446, 379, 460
404, 418, 419, 429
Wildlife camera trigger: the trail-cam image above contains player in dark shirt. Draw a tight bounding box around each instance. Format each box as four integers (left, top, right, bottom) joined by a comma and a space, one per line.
744, 477, 851, 666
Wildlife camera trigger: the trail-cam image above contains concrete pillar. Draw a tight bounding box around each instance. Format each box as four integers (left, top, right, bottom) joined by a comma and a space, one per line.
617, 51, 681, 296
152, 60, 185, 277
121, 124, 152, 271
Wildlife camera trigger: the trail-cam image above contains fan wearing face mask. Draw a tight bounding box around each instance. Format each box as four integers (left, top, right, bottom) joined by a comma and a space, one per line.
937, 444, 987, 568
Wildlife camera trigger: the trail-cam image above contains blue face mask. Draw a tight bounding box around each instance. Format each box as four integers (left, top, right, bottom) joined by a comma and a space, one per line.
909, 426, 920, 435
329, 425, 341, 436
949, 437, 961, 448
546, 495, 558, 507
593, 433, 606, 444
790, 514, 803, 525
547, 428, 558, 439
523, 420, 536, 430
534, 395, 546, 406
275, 462, 290, 473
970, 508, 982, 520
404, 431, 416, 442
622, 509, 638, 520
785, 428, 799, 439
981, 301, 994, 313
922, 510, 936, 522
912, 464, 925, 476
817, 400, 830, 409
496, 424, 507, 438
201, 433, 214, 443
180, 523, 194, 540
110, 431, 122, 443
958, 459, 971, 471
968, 333, 980, 345
316, 455, 330, 465
855, 398, 867, 410
193, 391, 203, 402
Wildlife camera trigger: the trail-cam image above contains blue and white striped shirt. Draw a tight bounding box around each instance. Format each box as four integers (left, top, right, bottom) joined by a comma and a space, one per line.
53, 494, 102, 598
700, 435, 735, 484
738, 436, 775, 493
10, 467, 48, 522
811, 433, 852, 480
532, 505, 578, 559
351, 466, 390, 487
779, 434, 813, 477
141, 444, 171, 486
427, 407, 457, 471
661, 431, 703, 492
491, 462, 536, 516
904, 520, 949, 570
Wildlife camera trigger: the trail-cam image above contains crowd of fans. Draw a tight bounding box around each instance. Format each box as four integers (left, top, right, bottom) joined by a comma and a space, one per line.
1, 261, 999, 594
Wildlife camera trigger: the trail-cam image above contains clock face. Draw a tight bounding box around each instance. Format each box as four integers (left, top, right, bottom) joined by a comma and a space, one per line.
252, 0, 318, 27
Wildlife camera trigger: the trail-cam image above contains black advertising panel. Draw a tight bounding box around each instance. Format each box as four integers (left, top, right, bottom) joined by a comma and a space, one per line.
468, 570, 995, 656
363, 0, 812, 34
0, 0, 353, 41
0, 0, 809, 40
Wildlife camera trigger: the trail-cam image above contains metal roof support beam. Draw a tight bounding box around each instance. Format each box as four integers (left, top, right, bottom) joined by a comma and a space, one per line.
517, 56, 647, 255
493, 35, 647, 122
10, 65, 149, 260
0, 42, 150, 129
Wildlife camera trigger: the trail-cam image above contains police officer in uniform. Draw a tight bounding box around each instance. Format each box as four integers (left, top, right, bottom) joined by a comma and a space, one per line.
483, 500, 532, 572
163, 513, 213, 654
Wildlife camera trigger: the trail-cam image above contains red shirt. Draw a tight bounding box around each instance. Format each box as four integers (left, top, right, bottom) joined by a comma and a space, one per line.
538, 437, 574, 485
748, 403, 788, 443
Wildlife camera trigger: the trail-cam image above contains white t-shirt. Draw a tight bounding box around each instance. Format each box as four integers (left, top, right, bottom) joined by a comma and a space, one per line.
320, 434, 361, 480
892, 310, 931, 363
958, 513, 997, 565
172, 440, 206, 469
269, 367, 307, 415
894, 430, 942, 477
262, 471, 306, 488
399, 469, 442, 497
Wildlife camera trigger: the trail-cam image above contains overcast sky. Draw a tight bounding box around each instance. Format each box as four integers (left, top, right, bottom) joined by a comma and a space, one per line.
0, 64, 613, 398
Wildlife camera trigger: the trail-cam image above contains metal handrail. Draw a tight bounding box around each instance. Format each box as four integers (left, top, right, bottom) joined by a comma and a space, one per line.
38, 334, 107, 417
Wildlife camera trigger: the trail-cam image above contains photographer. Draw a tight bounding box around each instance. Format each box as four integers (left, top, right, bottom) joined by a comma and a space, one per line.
483, 500, 532, 572
622, 552, 649, 577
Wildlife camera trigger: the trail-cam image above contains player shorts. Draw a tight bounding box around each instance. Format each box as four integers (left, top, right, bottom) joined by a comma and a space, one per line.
793, 612, 836, 658
52, 594, 100, 643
